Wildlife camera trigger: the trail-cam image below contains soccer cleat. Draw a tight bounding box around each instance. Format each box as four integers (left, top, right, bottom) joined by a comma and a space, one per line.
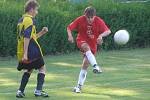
34, 90, 49, 97
73, 86, 81, 93
93, 65, 102, 74
16, 90, 25, 98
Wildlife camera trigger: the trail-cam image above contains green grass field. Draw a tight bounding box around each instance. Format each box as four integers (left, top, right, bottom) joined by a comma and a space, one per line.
0, 48, 150, 100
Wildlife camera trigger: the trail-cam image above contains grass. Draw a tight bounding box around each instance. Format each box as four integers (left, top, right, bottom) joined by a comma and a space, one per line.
0, 48, 150, 100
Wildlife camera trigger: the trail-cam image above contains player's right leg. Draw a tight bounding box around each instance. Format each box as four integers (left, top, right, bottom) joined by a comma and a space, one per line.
16, 69, 33, 98
80, 43, 102, 73
73, 57, 89, 93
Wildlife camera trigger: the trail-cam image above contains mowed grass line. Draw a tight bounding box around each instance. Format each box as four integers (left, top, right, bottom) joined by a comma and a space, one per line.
0, 48, 150, 100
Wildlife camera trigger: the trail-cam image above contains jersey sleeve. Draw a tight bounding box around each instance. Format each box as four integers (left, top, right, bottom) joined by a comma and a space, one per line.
67, 17, 80, 31
97, 17, 109, 34
23, 17, 33, 38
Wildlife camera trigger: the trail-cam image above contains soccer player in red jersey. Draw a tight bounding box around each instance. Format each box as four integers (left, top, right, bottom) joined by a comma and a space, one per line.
67, 6, 111, 93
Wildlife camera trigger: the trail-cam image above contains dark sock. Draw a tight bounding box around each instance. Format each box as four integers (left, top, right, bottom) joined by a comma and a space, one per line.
93, 64, 97, 67
36, 73, 45, 90
77, 84, 82, 89
19, 72, 30, 93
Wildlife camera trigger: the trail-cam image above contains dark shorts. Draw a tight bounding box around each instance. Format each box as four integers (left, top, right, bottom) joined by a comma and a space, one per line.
17, 57, 45, 71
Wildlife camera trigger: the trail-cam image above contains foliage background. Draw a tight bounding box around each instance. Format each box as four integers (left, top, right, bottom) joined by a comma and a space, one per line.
0, 0, 149, 56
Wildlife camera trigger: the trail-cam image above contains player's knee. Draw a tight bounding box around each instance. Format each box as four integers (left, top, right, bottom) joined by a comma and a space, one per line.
24, 69, 33, 74
81, 43, 90, 52
38, 65, 46, 74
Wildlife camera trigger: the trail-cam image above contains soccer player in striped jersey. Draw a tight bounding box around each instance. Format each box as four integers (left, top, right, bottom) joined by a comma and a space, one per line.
16, 0, 49, 98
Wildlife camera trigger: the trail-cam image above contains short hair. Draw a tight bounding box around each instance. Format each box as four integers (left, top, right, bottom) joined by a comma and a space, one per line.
24, 0, 39, 13
84, 6, 96, 18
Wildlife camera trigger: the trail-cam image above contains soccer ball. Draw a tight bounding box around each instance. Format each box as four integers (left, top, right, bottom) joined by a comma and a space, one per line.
114, 30, 129, 45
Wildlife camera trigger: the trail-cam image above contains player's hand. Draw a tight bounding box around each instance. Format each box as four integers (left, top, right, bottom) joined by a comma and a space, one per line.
22, 55, 30, 64
68, 35, 74, 43
42, 27, 48, 34
97, 35, 103, 45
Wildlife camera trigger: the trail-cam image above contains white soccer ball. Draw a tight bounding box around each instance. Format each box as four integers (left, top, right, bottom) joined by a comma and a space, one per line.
114, 30, 129, 45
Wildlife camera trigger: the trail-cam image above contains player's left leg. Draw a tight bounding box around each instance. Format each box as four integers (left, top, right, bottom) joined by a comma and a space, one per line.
73, 57, 89, 93
34, 65, 49, 97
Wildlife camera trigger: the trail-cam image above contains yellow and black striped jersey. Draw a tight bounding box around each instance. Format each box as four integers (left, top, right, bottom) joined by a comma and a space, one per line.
17, 14, 43, 61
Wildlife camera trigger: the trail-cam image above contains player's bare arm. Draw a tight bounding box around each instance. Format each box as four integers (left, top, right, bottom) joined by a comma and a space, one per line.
97, 30, 111, 45
23, 37, 30, 61
100, 30, 111, 37
36, 27, 48, 38
67, 27, 74, 43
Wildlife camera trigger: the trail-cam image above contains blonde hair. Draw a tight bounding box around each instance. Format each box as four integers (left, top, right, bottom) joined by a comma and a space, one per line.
24, 0, 39, 13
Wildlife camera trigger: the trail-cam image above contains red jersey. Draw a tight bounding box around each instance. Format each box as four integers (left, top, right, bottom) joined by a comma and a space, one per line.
67, 15, 109, 54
